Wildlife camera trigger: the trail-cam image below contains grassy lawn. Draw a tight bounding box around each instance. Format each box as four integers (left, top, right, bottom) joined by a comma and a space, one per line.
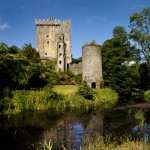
52, 85, 78, 95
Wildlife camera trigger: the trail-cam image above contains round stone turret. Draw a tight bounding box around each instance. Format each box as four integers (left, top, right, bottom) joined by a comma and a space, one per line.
82, 43, 102, 88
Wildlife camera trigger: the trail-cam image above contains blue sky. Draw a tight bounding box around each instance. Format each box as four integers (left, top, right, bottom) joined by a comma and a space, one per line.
0, 0, 149, 58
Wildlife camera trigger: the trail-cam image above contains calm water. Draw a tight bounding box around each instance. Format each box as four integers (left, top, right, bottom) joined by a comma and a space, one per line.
0, 107, 150, 150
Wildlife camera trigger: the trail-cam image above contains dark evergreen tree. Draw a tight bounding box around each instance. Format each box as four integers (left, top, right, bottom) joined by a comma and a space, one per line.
102, 27, 140, 99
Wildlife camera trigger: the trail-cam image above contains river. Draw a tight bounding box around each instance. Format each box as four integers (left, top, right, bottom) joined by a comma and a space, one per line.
0, 104, 150, 150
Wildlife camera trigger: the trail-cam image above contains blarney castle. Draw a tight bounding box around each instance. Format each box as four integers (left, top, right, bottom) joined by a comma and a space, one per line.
35, 17, 102, 88
35, 17, 72, 72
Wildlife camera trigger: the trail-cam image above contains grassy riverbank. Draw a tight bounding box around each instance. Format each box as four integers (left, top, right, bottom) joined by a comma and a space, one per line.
82, 135, 150, 150
2, 85, 118, 114
42, 134, 150, 150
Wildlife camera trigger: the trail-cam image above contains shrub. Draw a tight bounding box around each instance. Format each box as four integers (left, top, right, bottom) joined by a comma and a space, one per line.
144, 90, 150, 102
77, 80, 95, 100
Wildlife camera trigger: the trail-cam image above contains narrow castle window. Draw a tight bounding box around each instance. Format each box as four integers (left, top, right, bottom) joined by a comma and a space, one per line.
59, 60, 61, 64
45, 53, 47, 55
59, 53, 62, 56
47, 35, 49, 38
47, 41, 49, 44
59, 45, 61, 48
59, 68, 61, 71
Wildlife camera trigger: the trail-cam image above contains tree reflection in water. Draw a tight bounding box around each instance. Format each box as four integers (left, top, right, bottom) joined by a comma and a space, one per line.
1, 107, 150, 149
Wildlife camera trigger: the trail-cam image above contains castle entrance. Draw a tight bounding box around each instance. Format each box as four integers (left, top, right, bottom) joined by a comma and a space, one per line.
91, 82, 96, 88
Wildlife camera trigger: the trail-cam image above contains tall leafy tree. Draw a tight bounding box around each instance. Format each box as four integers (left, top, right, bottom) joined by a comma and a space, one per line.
130, 7, 150, 63
27, 62, 59, 89
0, 43, 30, 100
113, 26, 128, 41
22, 43, 39, 62
102, 27, 140, 98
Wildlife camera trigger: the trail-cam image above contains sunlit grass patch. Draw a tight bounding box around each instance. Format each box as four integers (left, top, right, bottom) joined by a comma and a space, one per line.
52, 85, 78, 95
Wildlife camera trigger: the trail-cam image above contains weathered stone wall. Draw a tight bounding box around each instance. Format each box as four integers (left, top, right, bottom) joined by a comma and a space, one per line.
69, 62, 82, 75
82, 44, 102, 88
35, 17, 72, 71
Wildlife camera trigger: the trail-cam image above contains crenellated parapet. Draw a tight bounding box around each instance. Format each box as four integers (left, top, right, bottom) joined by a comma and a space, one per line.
35, 17, 70, 26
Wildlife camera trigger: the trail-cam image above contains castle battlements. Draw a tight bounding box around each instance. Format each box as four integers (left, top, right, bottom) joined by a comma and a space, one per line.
35, 17, 70, 26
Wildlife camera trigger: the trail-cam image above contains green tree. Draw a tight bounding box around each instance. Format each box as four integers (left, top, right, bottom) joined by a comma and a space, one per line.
27, 63, 59, 89
72, 57, 82, 64
9, 45, 20, 54
130, 7, 150, 63
113, 26, 128, 40
102, 29, 140, 98
139, 63, 150, 91
0, 43, 30, 101
22, 43, 39, 62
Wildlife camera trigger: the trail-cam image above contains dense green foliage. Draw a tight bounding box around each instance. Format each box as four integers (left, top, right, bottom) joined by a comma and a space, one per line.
129, 7, 150, 94
102, 32, 140, 98
57, 71, 82, 85
129, 7, 150, 63
139, 63, 150, 91
0, 43, 60, 111
102, 8, 150, 100
0, 43, 59, 90
72, 57, 82, 64
101, 8, 150, 101
77, 80, 95, 100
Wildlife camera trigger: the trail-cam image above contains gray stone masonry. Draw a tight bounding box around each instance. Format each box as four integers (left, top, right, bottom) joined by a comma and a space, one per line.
82, 44, 102, 88
35, 17, 72, 71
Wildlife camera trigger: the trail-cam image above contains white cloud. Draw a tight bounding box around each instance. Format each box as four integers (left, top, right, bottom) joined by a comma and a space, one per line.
0, 23, 9, 31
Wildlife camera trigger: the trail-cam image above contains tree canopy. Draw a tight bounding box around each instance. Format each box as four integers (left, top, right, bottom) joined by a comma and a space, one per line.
0, 43, 59, 97
102, 27, 140, 98
130, 7, 150, 63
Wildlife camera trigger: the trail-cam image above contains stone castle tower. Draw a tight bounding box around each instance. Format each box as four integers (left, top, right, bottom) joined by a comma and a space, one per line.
82, 43, 102, 88
35, 17, 72, 71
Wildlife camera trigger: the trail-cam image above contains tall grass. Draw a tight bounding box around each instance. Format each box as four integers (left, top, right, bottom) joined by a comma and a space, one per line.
83, 135, 150, 150
40, 134, 150, 150
3, 85, 118, 114
53, 85, 118, 110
